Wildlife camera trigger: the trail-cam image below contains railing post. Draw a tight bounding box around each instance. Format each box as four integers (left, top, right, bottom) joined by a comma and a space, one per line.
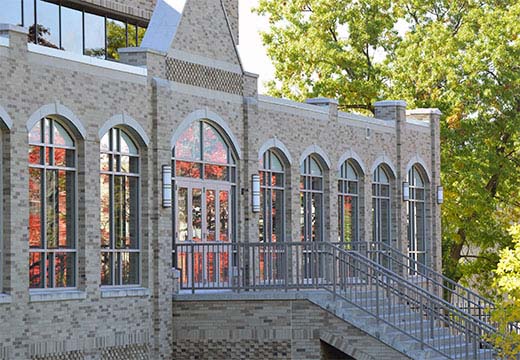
284, 242, 289, 292
191, 243, 195, 294
333, 246, 337, 300
375, 268, 380, 324
236, 242, 241, 293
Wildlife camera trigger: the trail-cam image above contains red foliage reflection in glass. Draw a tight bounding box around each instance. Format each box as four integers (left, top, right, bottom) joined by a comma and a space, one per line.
29, 168, 42, 248
29, 252, 42, 288
176, 161, 201, 178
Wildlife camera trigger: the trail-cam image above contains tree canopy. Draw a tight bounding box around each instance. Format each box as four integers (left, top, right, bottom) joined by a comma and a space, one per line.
256, 0, 520, 292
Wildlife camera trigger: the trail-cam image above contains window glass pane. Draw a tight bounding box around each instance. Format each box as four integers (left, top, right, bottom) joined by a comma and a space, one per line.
310, 158, 322, 176
36, 0, 60, 48
60, 6, 83, 54
120, 131, 138, 155
176, 161, 201, 178
311, 176, 322, 191
122, 252, 139, 285
175, 122, 201, 160
29, 120, 42, 143
203, 123, 228, 164
192, 188, 202, 241
101, 252, 112, 285
100, 174, 111, 248
272, 189, 283, 242
177, 187, 188, 242
346, 162, 357, 180
311, 192, 322, 241
55, 252, 74, 287
204, 164, 228, 181
57, 170, 75, 248
106, 18, 126, 60
137, 26, 146, 46
101, 132, 110, 151
29, 168, 42, 248
29, 146, 42, 165
54, 148, 75, 167
0, 0, 22, 26
219, 191, 229, 242
25, 0, 36, 39
206, 190, 216, 241
46, 169, 58, 249
84, 12, 105, 58
128, 24, 137, 47
29, 253, 43, 288
53, 121, 74, 147
270, 152, 283, 171
379, 167, 389, 183
381, 199, 390, 243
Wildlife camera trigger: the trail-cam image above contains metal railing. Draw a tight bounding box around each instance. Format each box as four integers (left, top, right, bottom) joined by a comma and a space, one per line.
174, 241, 496, 359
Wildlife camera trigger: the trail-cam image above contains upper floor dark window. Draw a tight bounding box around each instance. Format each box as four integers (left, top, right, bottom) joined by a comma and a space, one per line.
1, 0, 147, 61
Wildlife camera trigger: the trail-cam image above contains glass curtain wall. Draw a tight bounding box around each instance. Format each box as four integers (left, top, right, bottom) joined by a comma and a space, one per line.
2, 0, 146, 59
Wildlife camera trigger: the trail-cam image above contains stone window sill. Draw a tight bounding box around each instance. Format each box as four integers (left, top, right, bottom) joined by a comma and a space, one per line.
100, 287, 150, 298
29, 290, 87, 303
0, 293, 12, 304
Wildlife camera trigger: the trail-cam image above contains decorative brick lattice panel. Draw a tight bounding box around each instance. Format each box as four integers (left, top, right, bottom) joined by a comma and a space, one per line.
173, 340, 291, 360
32, 351, 84, 360
165, 58, 243, 95
102, 344, 149, 360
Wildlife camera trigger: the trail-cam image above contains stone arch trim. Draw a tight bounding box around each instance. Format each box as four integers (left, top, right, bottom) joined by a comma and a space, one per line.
370, 155, 397, 178
299, 145, 332, 169
99, 113, 150, 147
170, 109, 242, 159
337, 149, 366, 176
26, 102, 87, 139
405, 156, 431, 183
0, 105, 13, 130
258, 138, 293, 166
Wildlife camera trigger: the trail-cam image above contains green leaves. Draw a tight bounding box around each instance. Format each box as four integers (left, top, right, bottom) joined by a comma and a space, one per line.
257, 0, 520, 310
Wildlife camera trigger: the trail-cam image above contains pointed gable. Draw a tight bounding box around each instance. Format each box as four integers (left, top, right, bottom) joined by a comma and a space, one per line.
142, 0, 242, 69
171, 0, 242, 67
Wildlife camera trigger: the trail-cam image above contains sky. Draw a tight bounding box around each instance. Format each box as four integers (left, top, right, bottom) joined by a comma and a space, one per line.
236, 0, 274, 93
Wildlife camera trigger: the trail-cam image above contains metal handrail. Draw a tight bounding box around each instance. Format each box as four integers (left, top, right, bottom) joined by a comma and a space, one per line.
174, 241, 496, 359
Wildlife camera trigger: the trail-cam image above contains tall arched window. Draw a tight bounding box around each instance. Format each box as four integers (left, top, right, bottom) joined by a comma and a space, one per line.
29, 117, 77, 288
100, 127, 140, 286
408, 165, 427, 270
300, 155, 324, 242
172, 120, 236, 286
372, 165, 392, 245
259, 149, 285, 243
338, 160, 360, 243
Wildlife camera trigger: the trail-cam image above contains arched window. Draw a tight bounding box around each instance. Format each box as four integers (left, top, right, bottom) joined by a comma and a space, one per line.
172, 120, 236, 286
338, 160, 360, 243
259, 149, 285, 243
100, 127, 140, 286
408, 165, 427, 270
300, 155, 324, 242
29, 117, 77, 288
372, 165, 392, 245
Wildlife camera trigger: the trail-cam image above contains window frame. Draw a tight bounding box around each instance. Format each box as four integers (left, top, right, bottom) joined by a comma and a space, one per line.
407, 165, 428, 270
259, 149, 286, 243
100, 127, 141, 288
338, 159, 360, 243
372, 165, 392, 244
28, 117, 79, 290
300, 155, 324, 242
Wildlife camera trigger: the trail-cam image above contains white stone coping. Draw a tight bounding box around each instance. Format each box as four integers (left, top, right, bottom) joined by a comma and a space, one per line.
406, 118, 430, 127
0, 23, 28, 34
306, 97, 339, 106
0, 36, 9, 48
29, 290, 87, 303
0, 293, 12, 304
258, 95, 330, 115
174, 289, 326, 302
374, 100, 407, 107
407, 108, 442, 116
338, 111, 396, 128
28, 43, 148, 76
100, 287, 150, 298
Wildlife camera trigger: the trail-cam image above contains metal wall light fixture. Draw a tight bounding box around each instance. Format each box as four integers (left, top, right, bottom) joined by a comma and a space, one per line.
162, 165, 172, 208
252, 174, 261, 213
402, 181, 410, 201
437, 186, 444, 204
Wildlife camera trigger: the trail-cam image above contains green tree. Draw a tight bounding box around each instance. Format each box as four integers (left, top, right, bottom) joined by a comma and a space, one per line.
256, 0, 520, 293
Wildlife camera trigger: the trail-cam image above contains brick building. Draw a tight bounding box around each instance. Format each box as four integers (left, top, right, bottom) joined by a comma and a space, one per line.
0, 0, 477, 359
